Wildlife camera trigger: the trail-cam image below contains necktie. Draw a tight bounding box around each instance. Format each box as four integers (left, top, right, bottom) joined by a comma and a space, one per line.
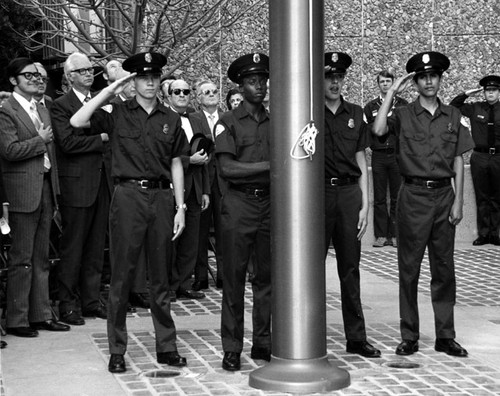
208, 114, 215, 138
488, 105, 496, 149
83, 96, 91, 105
30, 102, 51, 171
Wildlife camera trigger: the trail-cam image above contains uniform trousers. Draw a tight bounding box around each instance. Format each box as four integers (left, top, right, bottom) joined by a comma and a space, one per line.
371, 150, 401, 238
6, 179, 53, 327
220, 189, 271, 352
107, 184, 177, 355
397, 183, 456, 341
58, 176, 109, 313
324, 183, 367, 341
470, 151, 500, 238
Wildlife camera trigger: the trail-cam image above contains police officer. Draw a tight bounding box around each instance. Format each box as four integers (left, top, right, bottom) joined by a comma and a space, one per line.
323, 52, 381, 358
450, 75, 500, 246
215, 53, 271, 371
70, 52, 189, 373
364, 70, 408, 248
373, 51, 474, 357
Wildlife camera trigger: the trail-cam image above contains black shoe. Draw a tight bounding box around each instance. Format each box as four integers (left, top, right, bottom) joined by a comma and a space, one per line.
129, 292, 150, 309
176, 289, 205, 300
192, 280, 209, 291
250, 346, 271, 362
108, 354, 126, 373
0, 340, 6, 349
216, 279, 223, 289
473, 236, 489, 246
82, 305, 107, 319
222, 351, 241, 371
395, 340, 419, 355
157, 351, 187, 367
6, 326, 39, 338
30, 320, 70, 332
490, 235, 500, 246
346, 340, 381, 358
168, 290, 177, 302
60, 311, 85, 326
435, 338, 468, 357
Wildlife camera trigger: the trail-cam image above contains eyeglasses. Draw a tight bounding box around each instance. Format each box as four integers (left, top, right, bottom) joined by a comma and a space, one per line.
171, 89, 191, 96
70, 67, 94, 75
202, 89, 218, 95
17, 72, 42, 81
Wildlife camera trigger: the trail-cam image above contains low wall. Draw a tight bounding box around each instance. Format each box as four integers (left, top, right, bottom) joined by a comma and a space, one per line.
363, 165, 477, 248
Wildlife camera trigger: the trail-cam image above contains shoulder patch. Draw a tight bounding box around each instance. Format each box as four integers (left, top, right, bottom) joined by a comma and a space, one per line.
215, 124, 225, 137
101, 104, 113, 113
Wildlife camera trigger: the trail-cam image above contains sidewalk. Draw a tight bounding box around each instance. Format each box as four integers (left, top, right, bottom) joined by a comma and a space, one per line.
1, 244, 500, 395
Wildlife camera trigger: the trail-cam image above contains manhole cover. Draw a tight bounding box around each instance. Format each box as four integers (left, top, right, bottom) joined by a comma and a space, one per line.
385, 361, 420, 369
143, 369, 182, 378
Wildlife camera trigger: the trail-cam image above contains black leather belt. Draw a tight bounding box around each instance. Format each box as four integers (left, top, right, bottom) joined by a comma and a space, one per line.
474, 147, 500, 155
231, 185, 270, 197
327, 177, 358, 186
404, 177, 451, 189
372, 148, 395, 154
117, 178, 171, 189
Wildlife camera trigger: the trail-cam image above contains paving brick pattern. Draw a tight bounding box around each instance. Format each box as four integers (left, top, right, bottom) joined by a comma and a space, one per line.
91, 323, 500, 395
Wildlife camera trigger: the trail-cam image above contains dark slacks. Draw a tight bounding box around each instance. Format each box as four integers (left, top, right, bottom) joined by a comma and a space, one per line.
470, 152, 500, 238
221, 189, 271, 352
107, 184, 177, 355
6, 180, 53, 327
371, 150, 401, 238
58, 177, 109, 313
397, 183, 456, 341
324, 183, 367, 341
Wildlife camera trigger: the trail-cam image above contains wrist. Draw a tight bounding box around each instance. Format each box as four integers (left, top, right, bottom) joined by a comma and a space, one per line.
176, 203, 187, 211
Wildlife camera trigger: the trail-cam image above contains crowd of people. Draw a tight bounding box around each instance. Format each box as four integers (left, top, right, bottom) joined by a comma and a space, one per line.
1, 47, 499, 369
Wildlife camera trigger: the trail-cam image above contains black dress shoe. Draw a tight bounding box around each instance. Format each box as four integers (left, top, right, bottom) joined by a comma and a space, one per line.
168, 290, 177, 302
129, 292, 150, 309
435, 338, 468, 357
346, 340, 381, 358
473, 235, 489, 246
82, 305, 107, 319
250, 346, 271, 362
6, 326, 39, 338
30, 320, 70, 332
176, 289, 205, 300
222, 352, 241, 371
157, 351, 187, 367
490, 235, 500, 246
108, 354, 126, 373
192, 280, 209, 291
395, 340, 419, 355
0, 340, 6, 349
60, 311, 85, 326
216, 279, 223, 289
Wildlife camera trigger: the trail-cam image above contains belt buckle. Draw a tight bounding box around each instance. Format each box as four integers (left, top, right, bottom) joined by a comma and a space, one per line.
254, 189, 264, 197
138, 180, 149, 189
330, 178, 338, 185
489, 148, 496, 155
425, 180, 436, 188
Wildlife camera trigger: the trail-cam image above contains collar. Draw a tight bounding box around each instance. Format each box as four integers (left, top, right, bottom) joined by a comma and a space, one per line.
127, 97, 168, 114
414, 97, 449, 116
233, 102, 269, 121
12, 91, 35, 115
72, 88, 91, 104
203, 109, 218, 119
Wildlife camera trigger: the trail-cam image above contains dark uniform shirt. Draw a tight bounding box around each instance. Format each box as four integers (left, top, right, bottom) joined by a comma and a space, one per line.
391, 99, 474, 179
91, 98, 188, 180
364, 95, 408, 150
214, 103, 270, 187
450, 93, 500, 147
325, 97, 369, 179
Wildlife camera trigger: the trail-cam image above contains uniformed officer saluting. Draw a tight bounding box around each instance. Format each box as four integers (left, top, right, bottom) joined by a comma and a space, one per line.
70, 52, 190, 373
373, 51, 474, 357
450, 75, 500, 246
215, 53, 271, 371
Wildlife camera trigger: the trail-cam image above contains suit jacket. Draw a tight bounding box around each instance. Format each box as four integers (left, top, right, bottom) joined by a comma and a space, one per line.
50, 89, 106, 207
0, 96, 60, 212
180, 114, 210, 205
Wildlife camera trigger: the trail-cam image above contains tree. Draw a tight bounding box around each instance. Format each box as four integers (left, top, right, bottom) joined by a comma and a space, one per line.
10, 0, 265, 75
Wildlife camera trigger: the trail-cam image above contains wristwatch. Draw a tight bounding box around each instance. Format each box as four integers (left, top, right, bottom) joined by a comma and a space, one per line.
175, 203, 187, 211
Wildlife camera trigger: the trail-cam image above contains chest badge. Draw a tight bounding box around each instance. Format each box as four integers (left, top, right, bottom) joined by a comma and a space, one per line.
348, 118, 354, 129
162, 124, 169, 134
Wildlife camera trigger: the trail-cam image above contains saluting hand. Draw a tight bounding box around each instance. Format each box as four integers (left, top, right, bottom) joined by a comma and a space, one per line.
465, 87, 482, 96
107, 72, 137, 96
392, 73, 415, 95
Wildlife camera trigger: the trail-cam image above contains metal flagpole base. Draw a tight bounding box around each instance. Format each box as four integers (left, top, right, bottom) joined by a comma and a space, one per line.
249, 355, 350, 393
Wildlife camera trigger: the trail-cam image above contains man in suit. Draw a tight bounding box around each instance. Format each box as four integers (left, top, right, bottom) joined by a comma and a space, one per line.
0, 57, 69, 337
51, 52, 110, 325
33, 63, 53, 109
168, 79, 210, 300
192, 80, 224, 290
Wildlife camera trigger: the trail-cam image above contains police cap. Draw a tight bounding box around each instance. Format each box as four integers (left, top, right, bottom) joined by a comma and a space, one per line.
479, 75, 500, 89
324, 52, 352, 74
406, 51, 450, 77
122, 52, 166, 75
190, 133, 214, 155
227, 53, 269, 84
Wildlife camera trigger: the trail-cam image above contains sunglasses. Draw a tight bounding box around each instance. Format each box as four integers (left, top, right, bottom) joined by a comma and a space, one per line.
71, 67, 94, 75
202, 89, 218, 95
171, 89, 191, 96
18, 72, 41, 81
